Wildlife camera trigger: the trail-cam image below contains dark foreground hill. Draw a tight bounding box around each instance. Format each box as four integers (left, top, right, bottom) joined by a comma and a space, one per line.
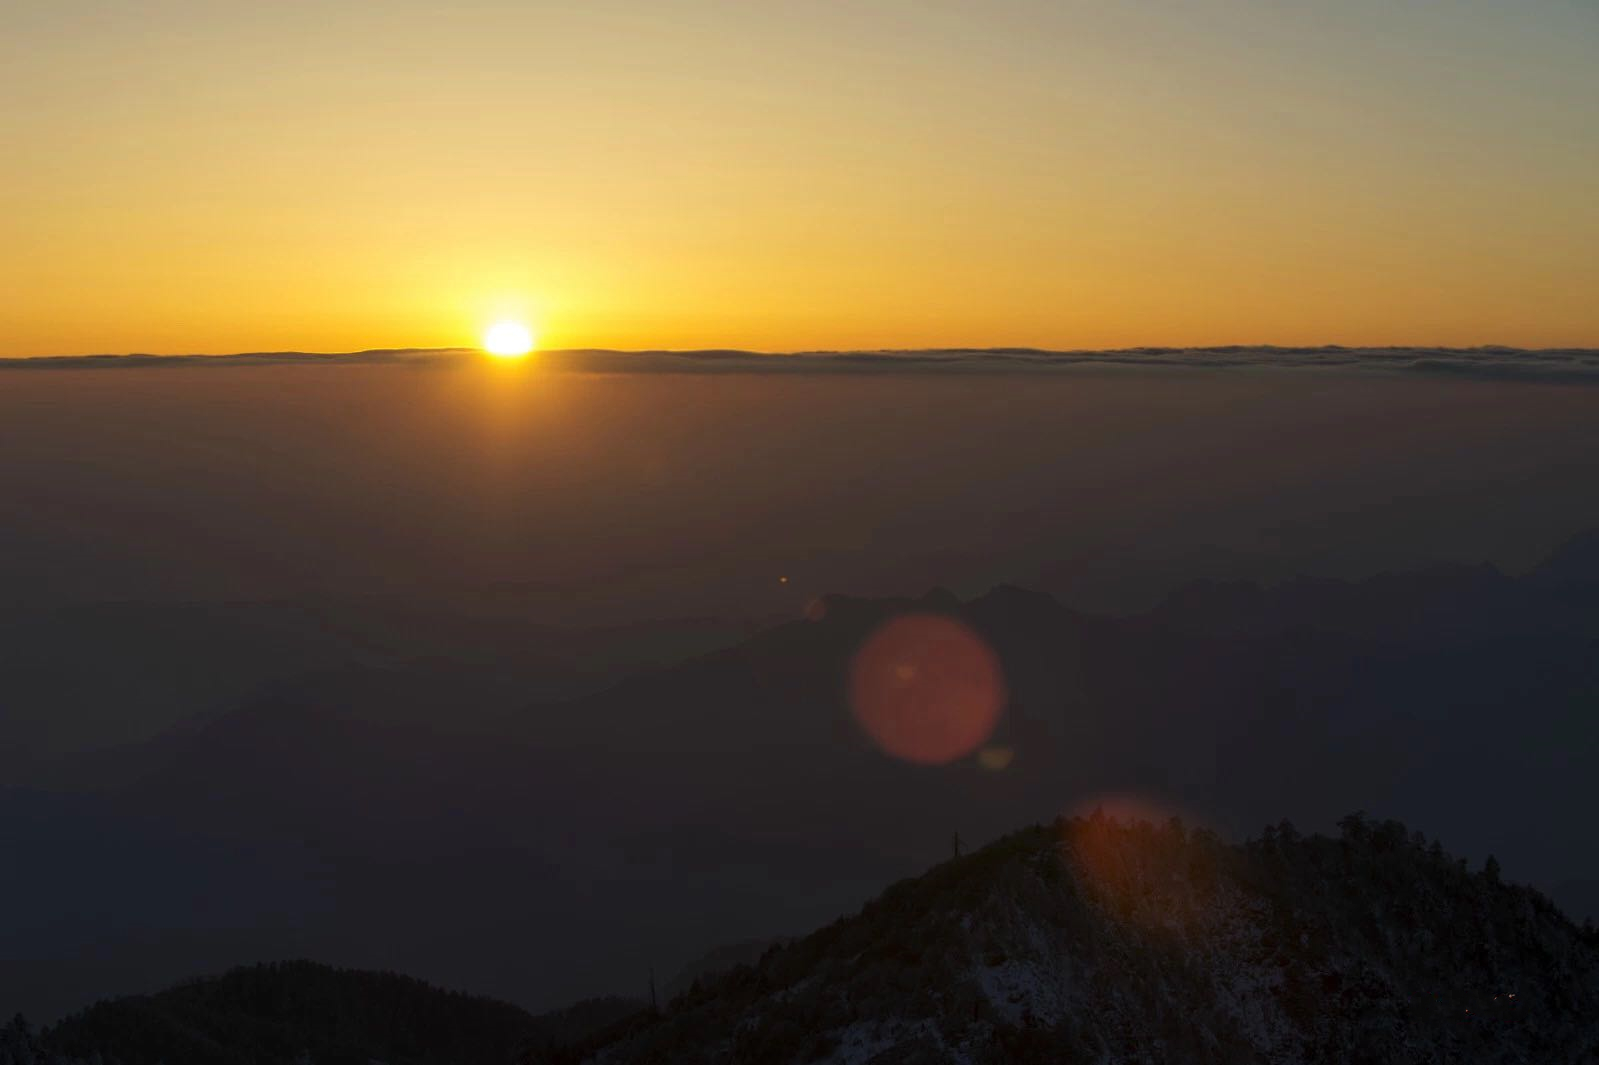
566, 815, 1599, 1064
0, 962, 639, 1065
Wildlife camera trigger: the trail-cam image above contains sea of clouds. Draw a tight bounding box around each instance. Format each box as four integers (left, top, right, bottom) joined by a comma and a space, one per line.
7, 345, 1599, 382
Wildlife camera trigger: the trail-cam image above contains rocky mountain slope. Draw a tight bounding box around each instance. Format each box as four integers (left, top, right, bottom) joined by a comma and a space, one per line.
567, 814, 1599, 1064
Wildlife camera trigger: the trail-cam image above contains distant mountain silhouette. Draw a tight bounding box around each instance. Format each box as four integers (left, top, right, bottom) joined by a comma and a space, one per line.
6, 536, 1599, 1023
571, 815, 1599, 1064
1531, 529, 1599, 584
0, 594, 747, 772
0, 961, 639, 1065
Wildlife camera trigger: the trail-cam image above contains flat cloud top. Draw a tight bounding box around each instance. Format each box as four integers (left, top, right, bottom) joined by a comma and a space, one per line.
5, 345, 1599, 383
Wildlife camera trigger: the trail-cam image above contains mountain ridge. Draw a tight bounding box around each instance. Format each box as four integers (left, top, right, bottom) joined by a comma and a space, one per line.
567, 814, 1599, 1064
7, 816, 1596, 1064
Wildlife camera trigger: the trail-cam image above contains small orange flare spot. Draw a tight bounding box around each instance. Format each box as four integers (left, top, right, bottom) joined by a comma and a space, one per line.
848, 613, 1006, 765
977, 746, 1015, 771
1057, 793, 1207, 929
778, 575, 789, 584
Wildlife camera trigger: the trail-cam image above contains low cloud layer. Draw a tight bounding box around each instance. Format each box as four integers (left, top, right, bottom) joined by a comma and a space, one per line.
6, 345, 1599, 382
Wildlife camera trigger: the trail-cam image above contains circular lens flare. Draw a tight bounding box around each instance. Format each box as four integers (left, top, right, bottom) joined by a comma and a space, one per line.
848, 613, 1006, 765
483, 320, 535, 358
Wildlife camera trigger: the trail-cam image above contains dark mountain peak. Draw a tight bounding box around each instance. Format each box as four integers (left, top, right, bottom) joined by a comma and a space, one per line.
972, 582, 1058, 611
577, 816, 1599, 1063
805, 591, 915, 625
23, 960, 642, 1065
964, 583, 1079, 635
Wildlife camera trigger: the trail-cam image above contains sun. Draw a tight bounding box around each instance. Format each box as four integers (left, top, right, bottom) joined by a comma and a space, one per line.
482, 320, 535, 358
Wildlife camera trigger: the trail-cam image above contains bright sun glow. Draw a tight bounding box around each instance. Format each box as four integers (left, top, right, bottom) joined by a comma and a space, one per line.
483, 320, 535, 357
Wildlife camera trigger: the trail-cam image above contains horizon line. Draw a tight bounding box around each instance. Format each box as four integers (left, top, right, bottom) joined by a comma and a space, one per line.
5, 344, 1599, 384
6, 342, 1599, 361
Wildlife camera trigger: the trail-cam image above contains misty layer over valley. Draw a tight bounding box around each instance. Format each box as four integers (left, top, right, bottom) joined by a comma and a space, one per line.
4, 358, 1599, 1040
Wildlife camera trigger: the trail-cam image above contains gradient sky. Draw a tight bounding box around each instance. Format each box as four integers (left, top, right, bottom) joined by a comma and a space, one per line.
3, 0, 1596, 356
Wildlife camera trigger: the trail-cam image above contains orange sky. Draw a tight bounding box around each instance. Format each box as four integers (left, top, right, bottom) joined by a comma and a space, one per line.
3, 1, 1596, 357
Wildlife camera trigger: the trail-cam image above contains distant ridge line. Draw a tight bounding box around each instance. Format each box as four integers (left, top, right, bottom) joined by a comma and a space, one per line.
5, 345, 1599, 382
